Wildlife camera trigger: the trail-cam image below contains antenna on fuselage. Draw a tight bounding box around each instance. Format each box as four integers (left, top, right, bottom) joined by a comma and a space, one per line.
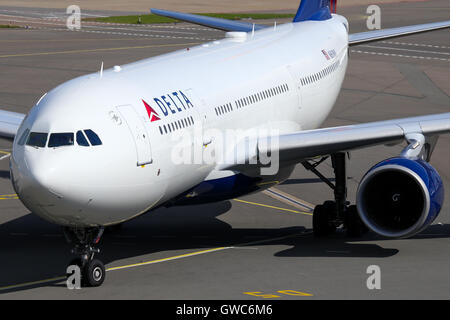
99, 61, 104, 78
274, 21, 277, 31
252, 23, 255, 37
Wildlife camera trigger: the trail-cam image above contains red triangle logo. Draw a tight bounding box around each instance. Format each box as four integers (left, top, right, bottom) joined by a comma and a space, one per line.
142, 99, 161, 122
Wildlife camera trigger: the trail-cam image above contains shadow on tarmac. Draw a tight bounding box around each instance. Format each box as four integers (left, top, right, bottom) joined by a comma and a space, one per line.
0, 170, 10, 180
1, 200, 449, 294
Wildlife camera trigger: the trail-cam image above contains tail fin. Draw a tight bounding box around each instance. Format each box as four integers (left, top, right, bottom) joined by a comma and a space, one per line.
330, 0, 337, 14
293, 0, 335, 23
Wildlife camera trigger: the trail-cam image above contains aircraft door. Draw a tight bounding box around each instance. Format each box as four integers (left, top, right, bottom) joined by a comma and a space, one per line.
287, 65, 302, 109
185, 88, 211, 146
116, 105, 153, 166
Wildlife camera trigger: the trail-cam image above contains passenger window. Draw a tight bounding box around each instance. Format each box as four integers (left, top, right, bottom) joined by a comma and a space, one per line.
76, 131, 90, 147
48, 133, 74, 148
84, 130, 102, 146
26, 132, 47, 148
18, 128, 30, 146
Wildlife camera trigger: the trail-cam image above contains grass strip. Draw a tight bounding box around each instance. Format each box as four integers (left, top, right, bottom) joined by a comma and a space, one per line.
84, 13, 295, 25
0, 25, 21, 29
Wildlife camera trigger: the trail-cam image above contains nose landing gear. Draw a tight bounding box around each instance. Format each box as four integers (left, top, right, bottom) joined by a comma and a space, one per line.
64, 227, 106, 287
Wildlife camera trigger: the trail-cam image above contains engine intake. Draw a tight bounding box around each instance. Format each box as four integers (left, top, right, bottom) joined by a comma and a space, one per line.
357, 157, 444, 238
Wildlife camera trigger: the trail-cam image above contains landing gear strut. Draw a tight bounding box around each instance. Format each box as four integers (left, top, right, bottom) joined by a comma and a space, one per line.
64, 227, 106, 287
302, 153, 368, 237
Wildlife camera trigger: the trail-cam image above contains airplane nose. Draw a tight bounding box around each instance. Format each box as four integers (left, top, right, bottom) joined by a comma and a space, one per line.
11, 149, 86, 225
15, 151, 60, 198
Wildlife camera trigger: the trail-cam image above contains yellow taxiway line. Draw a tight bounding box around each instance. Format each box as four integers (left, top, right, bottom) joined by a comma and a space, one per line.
106, 247, 233, 272
0, 42, 200, 59
0, 190, 315, 291
0, 231, 310, 292
233, 199, 313, 216
0, 194, 19, 200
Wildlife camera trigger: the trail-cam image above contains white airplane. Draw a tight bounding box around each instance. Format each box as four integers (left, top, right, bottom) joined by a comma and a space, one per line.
0, 0, 449, 287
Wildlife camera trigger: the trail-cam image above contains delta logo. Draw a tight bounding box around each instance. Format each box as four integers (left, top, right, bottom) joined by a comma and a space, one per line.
142, 99, 161, 122
142, 90, 195, 123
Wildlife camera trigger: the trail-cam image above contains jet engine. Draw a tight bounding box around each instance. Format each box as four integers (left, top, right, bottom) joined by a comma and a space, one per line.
356, 157, 444, 238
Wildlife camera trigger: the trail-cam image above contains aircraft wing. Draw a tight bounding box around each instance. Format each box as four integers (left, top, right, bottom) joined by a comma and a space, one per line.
219, 113, 450, 171
349, 20, 450, 45
266, 113, 450, 164
0, 109, 26, 139
150, 9, 267, 32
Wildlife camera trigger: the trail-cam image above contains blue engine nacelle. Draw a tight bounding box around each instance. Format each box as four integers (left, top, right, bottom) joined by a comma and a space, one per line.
356, 157, 444, 238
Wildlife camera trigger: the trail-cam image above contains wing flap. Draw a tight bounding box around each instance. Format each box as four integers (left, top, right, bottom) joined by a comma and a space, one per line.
349, 20, 450, 45
151, 9, 266, 32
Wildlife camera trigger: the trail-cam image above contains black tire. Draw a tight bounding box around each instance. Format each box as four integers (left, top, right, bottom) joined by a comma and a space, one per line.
313, 201, 336, 237
345, 205, 369, 237
82, 259, 106, 287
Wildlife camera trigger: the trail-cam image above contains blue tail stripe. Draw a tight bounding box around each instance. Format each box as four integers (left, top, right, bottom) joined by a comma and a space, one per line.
293, 0, 332, 22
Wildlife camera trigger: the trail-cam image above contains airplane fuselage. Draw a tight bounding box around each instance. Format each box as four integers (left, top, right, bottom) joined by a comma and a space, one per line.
10, 15, 349, 227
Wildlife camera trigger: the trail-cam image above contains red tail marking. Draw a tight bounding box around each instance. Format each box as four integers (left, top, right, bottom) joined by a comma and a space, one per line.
330, 0, 337, 13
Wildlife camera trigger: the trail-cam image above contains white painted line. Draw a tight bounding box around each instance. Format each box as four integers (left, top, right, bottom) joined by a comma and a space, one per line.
264, 187, 315, 212
26, 26, 218, 42
361, 44, 450, 56
0, 154, 11, 161
350, 50, 450, 62
0, 13, 221, 32
381, 41, 450, 50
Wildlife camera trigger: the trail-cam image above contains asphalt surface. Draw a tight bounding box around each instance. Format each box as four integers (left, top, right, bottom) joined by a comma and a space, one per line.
0, 1, 449, 300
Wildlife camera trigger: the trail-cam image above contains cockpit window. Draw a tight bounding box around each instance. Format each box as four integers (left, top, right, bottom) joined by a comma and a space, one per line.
48, 133, 74, 148
18, 128, 30, 146
84, 130, 102, 146
26, 132, 48, 148
76, 131, 90, 147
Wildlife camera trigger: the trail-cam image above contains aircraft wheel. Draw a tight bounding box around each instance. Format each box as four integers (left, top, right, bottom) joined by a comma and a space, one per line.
82, 259, 106, 287
313, 201, 336, 237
